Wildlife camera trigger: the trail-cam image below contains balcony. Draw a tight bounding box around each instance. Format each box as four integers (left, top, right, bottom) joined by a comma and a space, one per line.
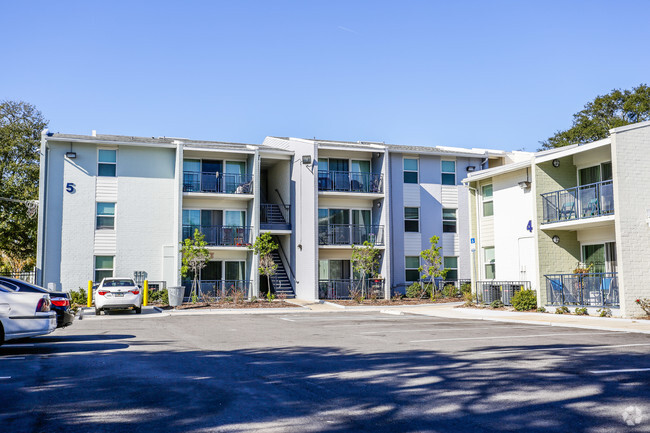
541, 180, 614, 224
545, 273, 619, 307
318, 171, 383, 194
182, 225, 252, 247
183, 172, 253, 194
318, 279, 385, 299
318, 224, 385, 246
260, 203, 291, 231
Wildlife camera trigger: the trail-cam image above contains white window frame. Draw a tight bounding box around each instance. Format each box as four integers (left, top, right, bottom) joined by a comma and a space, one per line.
94, 255, 114, 283
441, 160, 456, 185
482, 184, 494, 217
483, 247, 495, 280
96, 202, 116, 230
97, 148, 117, 177
405, 256, 420, 282
403, 157, 419, 184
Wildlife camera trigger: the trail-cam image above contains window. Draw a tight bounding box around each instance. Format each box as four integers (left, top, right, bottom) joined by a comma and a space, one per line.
403, 158, 419, 184
482, 184, 494, 217
484, 247, 495, 279
444, 256, 458, 280
404, 207, 419, 232
442, 208, 457, 233
95, 256, 114, 282
441, 160, 456, 185
405, 256, 420, 281
98, 149, 116, 177
96, 203, 115, 229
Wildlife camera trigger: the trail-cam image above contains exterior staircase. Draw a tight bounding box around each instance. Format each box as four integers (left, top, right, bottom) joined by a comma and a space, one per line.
260, 203, 290, 231
270, 250, 294, 298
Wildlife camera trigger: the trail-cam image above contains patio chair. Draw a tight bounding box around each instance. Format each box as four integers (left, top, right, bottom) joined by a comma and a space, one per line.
559, 201, 576, 220
600, 277, 617, 306
549, 278, 564, 304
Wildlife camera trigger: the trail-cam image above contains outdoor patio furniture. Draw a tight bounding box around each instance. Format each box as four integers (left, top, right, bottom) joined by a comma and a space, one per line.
559, 201, 576, 220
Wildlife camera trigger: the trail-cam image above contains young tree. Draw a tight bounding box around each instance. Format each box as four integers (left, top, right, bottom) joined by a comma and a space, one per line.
419, 236, 448, 296
180, 228, 210, 301
248, 232, 278, 296
540, 84, 650, 149
351, 241, 381, 296
0, 101, 48, 263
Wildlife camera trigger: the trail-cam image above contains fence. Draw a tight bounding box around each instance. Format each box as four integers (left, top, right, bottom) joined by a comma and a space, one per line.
477, 281, 531, 305
318, 171, 384, 193
541, 180, 614, 224
183, 172, 253, 194
545, 273, 618, 307
0, 270, 36, 284
318, 279, 385, 300
182, 280, 252, 302
318, 224, 385, 246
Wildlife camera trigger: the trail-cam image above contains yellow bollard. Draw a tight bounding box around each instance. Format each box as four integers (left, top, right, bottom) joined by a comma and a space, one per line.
87, 280, 93, 308
143, 280, 148, 306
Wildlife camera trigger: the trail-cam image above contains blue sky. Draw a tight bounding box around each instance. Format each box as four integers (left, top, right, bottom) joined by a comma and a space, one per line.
2, 1, 649, 151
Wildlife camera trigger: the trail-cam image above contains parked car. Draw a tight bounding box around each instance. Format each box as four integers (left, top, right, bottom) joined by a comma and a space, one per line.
0, 277, 74, 328
0, 282, 56, 345
95, 278, 142, 315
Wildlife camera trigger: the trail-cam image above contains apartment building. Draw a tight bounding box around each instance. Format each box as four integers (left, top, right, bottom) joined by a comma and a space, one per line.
37, 130, 508, 301
465, 120, 650, 317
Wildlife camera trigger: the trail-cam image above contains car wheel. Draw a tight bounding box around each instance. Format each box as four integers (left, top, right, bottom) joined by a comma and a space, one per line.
134, 307, 142, 314
95, 307, 101, 316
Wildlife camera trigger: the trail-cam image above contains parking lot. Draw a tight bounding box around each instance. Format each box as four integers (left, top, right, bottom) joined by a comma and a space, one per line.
2, 311, 650, 432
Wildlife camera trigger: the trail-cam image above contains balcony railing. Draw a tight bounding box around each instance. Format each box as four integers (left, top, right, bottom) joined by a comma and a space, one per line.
318, 224, 385, 246
545, 273, 619, 307
183, 172, 253, 194
318, 279, 385, 300
476, 281, 531, 305
541, 180, 614, 224
182, 225, 252, 247
182, 280, 251, 301
318, 171, 383, 193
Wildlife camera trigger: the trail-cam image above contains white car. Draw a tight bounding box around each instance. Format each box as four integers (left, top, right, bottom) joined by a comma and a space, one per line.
94, 278, 142, 315
0, 282, 57, 345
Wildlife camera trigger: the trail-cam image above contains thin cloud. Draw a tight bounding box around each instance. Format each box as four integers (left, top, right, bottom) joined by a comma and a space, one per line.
337, 25, 358, 34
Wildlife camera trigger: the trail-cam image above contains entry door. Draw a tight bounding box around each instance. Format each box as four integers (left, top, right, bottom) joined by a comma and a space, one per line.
329, 260, 351, 280
352, 209, 372, 244
329, 159, 349, 190
225, 161, 246, 193
582, 244, 605, 273
225, 261, 245, 281
202, 160, 223, 192
329, 209, 350, 244
201, 261, 222, 282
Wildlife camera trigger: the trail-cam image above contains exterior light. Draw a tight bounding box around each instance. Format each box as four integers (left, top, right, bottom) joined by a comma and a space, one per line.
466, 166, 476, 172
65, 152, 77, 159
301, 155, 312, 164
552, 159, 560, 168
552, 235, 560, 244
518, 181, 531, 189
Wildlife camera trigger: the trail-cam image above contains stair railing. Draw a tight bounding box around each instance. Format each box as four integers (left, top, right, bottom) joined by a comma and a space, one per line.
274, 189, 291, 225
275, 238, 295, 290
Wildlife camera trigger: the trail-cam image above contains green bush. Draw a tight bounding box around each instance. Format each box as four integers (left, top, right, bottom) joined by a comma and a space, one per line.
537, 306, 546, 313
460, 283, 472, 295
442, 284, 458, 298
597, 307, 612, 317
574, 307, 588, 316
511, 289, 537, 311
406, 282, 431, 299
490, 299, 504, 309
148, 289, 169, 305
555, 306, 570, 314
70, 287, 88, 306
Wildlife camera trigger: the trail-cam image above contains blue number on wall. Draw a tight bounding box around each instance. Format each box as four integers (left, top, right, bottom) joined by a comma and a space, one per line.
66, 182, 76, 193
526, 220, 533, 232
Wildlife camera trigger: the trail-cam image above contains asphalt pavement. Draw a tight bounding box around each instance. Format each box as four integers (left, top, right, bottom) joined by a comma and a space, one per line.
2, 311, 649, 432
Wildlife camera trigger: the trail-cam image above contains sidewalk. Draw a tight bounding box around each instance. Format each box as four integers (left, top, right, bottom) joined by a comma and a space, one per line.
396, 304, 650, 334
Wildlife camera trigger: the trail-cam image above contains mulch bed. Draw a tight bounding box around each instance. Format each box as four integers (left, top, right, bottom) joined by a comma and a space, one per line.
153, 301, 301, 310
326, 297, 462, 306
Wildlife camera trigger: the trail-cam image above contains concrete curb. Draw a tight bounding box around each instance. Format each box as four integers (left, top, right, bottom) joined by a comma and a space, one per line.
158, 306, 310, 316
320, 301, 464, 311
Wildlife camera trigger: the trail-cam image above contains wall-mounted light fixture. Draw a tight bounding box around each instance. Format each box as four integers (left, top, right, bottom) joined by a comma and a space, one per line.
552, 235, 560, 244
301, 155, 312, 164
466, 166, 476, 172
376, 202, 381, 208
65, 152, 77, 159
518, 181, 531, 189
552, 159, 560, 168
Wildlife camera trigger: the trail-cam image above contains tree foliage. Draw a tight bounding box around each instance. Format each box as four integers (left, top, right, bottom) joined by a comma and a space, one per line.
540, 84, 650, 149
248, 232, 278, 294
419, 236, 447, 286
351, 241, 381, 294
180, 229, 210, 300
0, 100, 47, 265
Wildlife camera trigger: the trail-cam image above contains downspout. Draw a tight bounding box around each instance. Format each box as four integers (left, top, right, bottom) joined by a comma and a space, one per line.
467, 184, 481, 302
36, 130, 49, 286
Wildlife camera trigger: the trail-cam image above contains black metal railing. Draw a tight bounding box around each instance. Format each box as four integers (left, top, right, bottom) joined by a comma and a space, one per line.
182, 225, 252, 246
260, 204, 291, 230
436, 279, 473, 295
318, 279, 385, 300
182, 280, 251, 301
477, 281, 531, 305
183, 172, 253, 194
545, 273, 619, 307
318, 224, 385, 246
275, 189, 291, 224
318, 171, 384, 193
541, 180, 614, 224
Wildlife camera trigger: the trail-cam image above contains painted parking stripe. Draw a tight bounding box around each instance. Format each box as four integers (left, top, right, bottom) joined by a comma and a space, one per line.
464, 343, 650, 356
361, 325, 543, 334
410, 331, 624, 343
0, 357, 26, 360
589, 368, 650, 374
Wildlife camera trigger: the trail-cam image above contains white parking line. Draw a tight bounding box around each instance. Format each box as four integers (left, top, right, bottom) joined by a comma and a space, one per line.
589, 368, 650, 374
0, 357, 26, 360
361, 325, 543, 334
279, 317, 296, 322
410, 331, 624, 343
467, 343, 650, 356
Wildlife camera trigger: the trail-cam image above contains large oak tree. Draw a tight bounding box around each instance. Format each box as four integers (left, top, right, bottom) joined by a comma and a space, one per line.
541, 84, 650, 149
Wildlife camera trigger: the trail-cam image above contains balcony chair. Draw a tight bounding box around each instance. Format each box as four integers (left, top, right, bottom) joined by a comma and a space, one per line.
559, 201, 576, 220
549, 278, 564, 305
600, 277, 617, 306
235, 180, 252, 194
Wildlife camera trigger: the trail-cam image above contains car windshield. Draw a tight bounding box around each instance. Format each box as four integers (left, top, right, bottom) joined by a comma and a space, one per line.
102, 279, 136, 287
0, 277, 48, 293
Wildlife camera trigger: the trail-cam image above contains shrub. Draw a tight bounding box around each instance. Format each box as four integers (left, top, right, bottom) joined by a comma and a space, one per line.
511, 289, 537, 311
148, 288, 169, 305
70, 287, 87, 306
597, 307, 612, 317
406, 282, 430, 299
636, 298, 650, 315
490, 300, 504, 309
442, 284, 458, 298
391, 292, 403, 301
460, 283, 472, 295
555, 306, 570, 314
462, 291, 474, 306
537, 306, 546, 313
250, 296, 258, 303
574, 307, 588, 316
